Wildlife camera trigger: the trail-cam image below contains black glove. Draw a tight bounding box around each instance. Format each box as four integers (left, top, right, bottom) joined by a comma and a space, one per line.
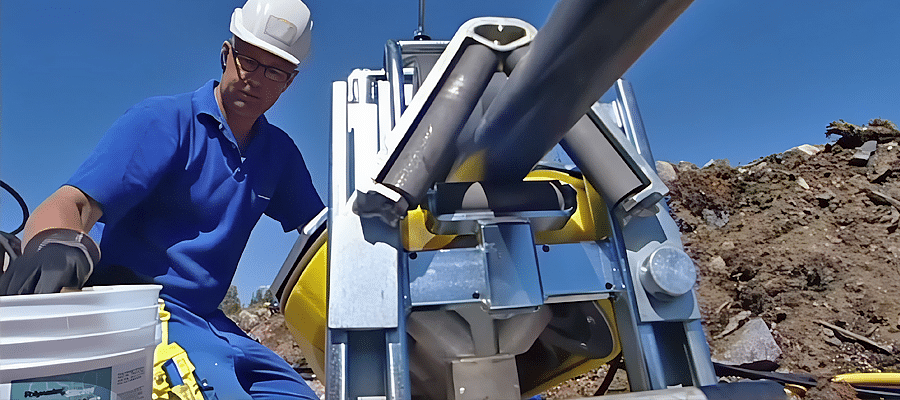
0, 228, 100, 295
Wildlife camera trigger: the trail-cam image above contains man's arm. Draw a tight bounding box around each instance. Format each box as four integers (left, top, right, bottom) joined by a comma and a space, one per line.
22, 185, 103, 246
0, 185, 104, 295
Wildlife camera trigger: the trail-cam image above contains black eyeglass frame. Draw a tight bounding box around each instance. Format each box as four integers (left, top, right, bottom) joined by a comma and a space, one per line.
230, 47, 298, 83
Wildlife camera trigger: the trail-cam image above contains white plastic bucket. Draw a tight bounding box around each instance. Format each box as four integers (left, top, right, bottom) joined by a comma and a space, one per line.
0, 285, 162, 400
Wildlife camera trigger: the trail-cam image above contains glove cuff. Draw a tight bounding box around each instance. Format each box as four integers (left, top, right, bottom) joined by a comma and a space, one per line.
24, 228, 101, 264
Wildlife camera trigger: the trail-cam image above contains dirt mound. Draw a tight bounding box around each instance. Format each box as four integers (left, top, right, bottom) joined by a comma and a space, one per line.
667, 119, 900, 398
240, 119, 900, 399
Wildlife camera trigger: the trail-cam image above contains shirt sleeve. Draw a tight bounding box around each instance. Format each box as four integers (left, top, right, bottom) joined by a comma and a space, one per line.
67, 97, 183, 226
264, 140, 325, 232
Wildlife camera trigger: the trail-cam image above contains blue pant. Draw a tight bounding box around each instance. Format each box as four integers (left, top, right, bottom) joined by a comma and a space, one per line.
164, 300, 318, 400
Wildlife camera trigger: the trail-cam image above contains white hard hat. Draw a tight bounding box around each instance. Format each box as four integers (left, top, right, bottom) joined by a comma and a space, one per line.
230, 0, 312, 66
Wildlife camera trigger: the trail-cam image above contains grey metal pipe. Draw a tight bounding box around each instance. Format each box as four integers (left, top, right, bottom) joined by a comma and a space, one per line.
414, 0, 428, 39
384, 40, 406, 128
567, 380, 787, 400
560, 114, 647, 213
465, 0, 694, 182
378, 43, 499, 207
616, 79, 656, 165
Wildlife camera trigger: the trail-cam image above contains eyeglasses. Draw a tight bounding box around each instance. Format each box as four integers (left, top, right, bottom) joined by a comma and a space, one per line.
230, 47, 297, 83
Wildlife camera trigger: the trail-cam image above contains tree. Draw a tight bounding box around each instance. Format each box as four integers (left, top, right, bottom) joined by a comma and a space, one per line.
249, 285, 276, 307
219, 285, 242, 316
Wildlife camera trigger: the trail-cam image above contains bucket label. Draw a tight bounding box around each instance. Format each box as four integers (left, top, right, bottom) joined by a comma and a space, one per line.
3, 357, 147, 400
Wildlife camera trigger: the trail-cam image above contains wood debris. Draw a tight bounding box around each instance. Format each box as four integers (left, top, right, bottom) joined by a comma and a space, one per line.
814, 320, 893, 354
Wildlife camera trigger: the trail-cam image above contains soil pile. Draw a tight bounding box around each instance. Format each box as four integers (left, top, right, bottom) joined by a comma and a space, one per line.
666, 118, 900, 399
240, 119, 900, 399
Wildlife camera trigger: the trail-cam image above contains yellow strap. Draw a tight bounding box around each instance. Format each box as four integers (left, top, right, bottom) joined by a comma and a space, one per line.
152, 300, 205, 400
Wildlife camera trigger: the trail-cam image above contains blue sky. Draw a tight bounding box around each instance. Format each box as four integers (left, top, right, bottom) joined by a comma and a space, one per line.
2, 1, 898, 304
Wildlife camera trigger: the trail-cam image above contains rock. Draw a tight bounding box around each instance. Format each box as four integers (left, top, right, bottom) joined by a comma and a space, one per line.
747, 161, 771, 176
714, 310, 752, 339
850, 140, 878, 166
712, 318, 782, 366
677, 161, 698, 171
867, 189, 900, 209
789, 144, 823, 156
238, 310, 260, 331
656, 161, 677, 184
815, 190, 836, 208
702, 208, 729, 227
708, 256, 727, 274
868, 141, 900, 182
796, 177, 810, 190
703, 159, 731, 169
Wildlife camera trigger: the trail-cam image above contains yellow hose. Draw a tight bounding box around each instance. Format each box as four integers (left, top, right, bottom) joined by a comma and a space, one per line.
833, 372, 900, 385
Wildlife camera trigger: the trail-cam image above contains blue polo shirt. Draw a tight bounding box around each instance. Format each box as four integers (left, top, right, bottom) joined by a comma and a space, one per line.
68, 80, 324, 315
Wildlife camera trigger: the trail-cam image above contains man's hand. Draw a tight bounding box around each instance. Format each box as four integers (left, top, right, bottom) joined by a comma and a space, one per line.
0, 228, 100, 295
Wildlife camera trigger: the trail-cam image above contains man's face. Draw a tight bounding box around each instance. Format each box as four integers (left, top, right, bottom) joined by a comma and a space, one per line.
219, 38, 297, 121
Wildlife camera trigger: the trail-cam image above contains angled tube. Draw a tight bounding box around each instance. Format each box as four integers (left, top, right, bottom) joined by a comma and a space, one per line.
459, 0, 693, 182
378, 43, 499, 206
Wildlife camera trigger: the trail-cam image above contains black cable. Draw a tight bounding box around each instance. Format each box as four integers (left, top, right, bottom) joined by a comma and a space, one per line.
593, 353, 623, 396
0, 179, 29, 235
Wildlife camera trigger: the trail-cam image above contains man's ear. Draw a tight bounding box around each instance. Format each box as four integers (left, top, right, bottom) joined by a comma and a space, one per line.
220, 42, 230, 72
282, 72, 298, 92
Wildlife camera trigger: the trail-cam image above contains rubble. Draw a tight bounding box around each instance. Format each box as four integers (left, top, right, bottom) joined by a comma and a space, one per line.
670, 119, 900, 399
825, 119, 900, 147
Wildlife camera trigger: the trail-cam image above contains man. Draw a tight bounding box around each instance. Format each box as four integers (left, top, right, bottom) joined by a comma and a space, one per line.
0, 0, 323, 398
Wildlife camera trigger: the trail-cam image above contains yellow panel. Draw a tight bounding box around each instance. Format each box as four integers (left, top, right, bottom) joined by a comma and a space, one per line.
525, 170, 610, 245
447, 149, 488, 182
402, 169, 611, 251
522, 299, 623, 398
283, 240, 329, 381
401, 206, 457, 251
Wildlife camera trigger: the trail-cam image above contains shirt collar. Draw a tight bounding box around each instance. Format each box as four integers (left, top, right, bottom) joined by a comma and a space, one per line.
192, 79, 269, 154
